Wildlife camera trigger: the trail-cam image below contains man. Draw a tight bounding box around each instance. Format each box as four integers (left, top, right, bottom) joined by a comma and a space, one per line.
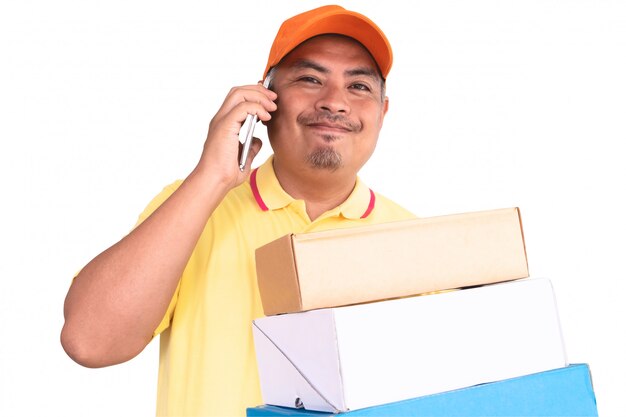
61, 5, 415, 416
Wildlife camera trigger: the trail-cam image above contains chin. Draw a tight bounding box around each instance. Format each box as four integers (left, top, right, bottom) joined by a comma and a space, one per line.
306, 148, 343, 171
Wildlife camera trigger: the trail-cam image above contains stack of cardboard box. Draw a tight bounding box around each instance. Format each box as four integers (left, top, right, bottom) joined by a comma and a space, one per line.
247, 208, 598, 416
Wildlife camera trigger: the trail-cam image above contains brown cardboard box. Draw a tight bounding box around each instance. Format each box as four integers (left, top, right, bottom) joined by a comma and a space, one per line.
255, 207, 528, 316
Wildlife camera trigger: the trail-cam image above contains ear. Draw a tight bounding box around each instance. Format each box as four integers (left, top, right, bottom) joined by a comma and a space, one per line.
379, 96, 389, 128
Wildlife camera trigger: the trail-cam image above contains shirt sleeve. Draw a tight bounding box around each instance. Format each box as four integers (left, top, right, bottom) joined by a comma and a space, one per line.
133, 181, 184, 337
134, 180, 183, 227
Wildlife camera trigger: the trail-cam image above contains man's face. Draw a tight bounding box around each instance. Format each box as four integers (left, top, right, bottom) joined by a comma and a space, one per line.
267, 35, 389, 181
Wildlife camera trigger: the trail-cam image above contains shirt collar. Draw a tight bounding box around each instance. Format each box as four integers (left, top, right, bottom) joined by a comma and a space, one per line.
250, 156, 375, 219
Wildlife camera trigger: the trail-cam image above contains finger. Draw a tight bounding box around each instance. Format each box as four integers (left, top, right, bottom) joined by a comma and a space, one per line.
228, 102, 274, 128
210, 101, 273, 141
214, 98, 276, 126
215, 86, 277, 119
225, 85, 277, 107
242, 137, 263, 172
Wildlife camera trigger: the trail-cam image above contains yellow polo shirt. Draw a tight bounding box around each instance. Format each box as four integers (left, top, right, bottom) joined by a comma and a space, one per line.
138, 156, 415, 417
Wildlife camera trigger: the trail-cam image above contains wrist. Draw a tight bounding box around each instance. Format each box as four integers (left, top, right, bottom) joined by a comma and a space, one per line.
187, 163, 237, 200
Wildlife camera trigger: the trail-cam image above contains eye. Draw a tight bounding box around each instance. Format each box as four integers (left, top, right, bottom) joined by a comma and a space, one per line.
297, 76, 321, 84
349, 83, 371, 92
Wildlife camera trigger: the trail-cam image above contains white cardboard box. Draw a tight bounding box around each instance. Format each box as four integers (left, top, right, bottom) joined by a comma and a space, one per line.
252, 278, 568, 413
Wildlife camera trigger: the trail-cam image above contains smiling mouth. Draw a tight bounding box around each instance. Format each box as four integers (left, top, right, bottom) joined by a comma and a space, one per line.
307, 122, 351, 132
298, 113, 361, 133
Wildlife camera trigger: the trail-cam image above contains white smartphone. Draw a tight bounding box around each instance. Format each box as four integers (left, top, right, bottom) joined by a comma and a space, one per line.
239, 70, 274, 171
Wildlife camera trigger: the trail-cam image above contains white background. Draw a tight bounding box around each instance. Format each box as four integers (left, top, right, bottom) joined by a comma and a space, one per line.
1, 0, 624, 415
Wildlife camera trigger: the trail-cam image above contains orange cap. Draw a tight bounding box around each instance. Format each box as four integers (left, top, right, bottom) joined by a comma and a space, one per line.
263, 5, 393, 80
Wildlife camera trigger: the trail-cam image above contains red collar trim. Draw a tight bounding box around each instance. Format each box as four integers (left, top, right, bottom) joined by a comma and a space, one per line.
361, 189, 376, 219
250, 168, 268, 211
250, 167, 376, 218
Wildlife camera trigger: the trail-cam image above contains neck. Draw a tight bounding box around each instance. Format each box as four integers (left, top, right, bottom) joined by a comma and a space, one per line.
273, 162, 356, 221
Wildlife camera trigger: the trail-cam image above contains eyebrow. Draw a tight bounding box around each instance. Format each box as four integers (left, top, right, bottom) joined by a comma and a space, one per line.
292, 59, 329, 73
292, 59, 381, 81
345, 67, 380, 80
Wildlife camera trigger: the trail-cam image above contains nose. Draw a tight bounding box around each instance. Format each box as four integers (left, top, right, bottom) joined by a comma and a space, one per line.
315, 83, 351, 115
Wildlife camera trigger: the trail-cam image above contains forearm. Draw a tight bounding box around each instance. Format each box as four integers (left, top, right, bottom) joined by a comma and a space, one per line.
61, 169, 230, 367
61, 81, 274, 368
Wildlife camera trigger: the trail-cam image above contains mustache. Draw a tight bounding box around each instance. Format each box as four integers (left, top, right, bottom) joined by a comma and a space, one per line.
297, 113, 361, 132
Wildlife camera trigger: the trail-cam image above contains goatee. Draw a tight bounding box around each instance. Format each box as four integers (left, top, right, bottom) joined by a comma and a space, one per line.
307, 147, 343, 171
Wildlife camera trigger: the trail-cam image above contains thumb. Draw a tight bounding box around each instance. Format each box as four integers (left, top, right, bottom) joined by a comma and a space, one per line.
243, 137, 263, 171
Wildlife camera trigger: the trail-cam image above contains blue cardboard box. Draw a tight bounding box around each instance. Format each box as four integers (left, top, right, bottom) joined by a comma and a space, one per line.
247, 364, 597, 416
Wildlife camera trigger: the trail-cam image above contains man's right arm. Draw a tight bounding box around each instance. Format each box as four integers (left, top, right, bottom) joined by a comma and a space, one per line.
60, 83, 277, 368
